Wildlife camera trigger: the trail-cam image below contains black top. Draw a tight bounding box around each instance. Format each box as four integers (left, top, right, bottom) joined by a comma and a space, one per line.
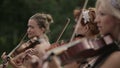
91, 42, 119, 68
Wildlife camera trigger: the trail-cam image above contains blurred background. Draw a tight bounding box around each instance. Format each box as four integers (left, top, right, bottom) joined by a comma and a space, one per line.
0, 0, 96, 62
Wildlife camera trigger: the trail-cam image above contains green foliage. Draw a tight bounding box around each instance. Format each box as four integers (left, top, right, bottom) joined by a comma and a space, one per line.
0, 0, 96, 62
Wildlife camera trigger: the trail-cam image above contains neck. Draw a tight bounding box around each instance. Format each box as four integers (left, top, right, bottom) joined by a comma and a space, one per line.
111, 26, 120, 44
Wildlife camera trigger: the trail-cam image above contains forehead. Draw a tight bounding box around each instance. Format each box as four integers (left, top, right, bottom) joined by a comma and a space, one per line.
97, 4, 107, 14
28, 19, 38, 26
97, 1, 112, 14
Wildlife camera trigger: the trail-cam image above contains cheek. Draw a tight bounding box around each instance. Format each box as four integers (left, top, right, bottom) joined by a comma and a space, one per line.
34, 28, 42, 35
102, 17, 115, 34
28, 28, 34, 33
31, 30, 36, 35
29, 29, 37, 37
102, 18, 109, 28
77, 25, 83, 32
78, 23, 83, 29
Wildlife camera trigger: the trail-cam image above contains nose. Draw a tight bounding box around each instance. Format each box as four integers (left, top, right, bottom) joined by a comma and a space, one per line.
27, 28, 30, 33
94, 15, 99, 24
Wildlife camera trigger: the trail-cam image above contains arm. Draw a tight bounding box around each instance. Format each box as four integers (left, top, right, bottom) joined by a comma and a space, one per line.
1, 52, 25, 68
9, 53, 26, 68
100, 51, 120, 68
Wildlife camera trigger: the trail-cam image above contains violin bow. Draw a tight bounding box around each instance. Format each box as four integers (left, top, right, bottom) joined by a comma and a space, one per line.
56, 18, 70, 43
8, 32, 27, 57
70, 0, 89, 42
1, 32, 27, 68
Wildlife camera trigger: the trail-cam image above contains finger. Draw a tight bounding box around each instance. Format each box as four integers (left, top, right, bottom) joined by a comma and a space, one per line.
1, 52, 6, 59
25, 49, 32, 53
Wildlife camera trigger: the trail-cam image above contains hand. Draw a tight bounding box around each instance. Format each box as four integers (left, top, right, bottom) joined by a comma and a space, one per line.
1, 52, 7, 61
25, 48, 40, 57
1, 52, 10, 63
1, 52, 9, 67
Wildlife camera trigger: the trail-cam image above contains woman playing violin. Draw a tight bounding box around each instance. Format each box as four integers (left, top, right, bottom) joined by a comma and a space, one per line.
63, 7, 99, 68
90, 0, 120, 68
65, 0, 120, 67
68, 0, 120, 68
18, 13, 53, 53
40, 8, 99, 68
1, 13, 54, 68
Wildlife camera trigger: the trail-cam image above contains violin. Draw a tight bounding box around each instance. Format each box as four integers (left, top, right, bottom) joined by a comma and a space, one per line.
47, 34, 117, 65
12, 37, 40, 57
46, 40, 66, 52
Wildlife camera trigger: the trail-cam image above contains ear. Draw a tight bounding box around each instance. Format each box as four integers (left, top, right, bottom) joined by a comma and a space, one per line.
84, 25, 89, 33
41, 27, 45, 33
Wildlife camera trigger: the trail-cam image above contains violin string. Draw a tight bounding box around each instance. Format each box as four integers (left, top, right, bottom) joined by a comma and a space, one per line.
70, 0, 89, 42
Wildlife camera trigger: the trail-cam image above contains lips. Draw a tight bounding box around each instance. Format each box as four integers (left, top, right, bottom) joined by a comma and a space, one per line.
98, 26, 102, 30
27, 33, 32, 37
27, 32, 32, 35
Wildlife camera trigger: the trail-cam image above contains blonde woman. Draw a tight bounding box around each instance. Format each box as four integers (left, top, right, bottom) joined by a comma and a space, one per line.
75, 0, 120, 67
89, 0, 120, 68
1, 13, 54, 68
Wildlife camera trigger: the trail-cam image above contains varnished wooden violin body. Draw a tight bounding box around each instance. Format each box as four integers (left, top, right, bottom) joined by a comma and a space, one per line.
52, 34, 116, 65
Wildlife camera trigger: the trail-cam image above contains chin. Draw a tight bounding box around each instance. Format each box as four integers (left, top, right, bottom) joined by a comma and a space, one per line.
100, 31, 109, 36
28, 35, 33, 39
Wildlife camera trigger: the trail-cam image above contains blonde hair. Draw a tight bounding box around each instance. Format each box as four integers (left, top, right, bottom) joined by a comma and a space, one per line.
96, 0, 120, 19
30, 13, 54, 33
96, 0, 120, 42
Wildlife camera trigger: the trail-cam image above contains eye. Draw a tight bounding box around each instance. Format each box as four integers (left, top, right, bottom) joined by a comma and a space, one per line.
28, 25, 34, 29
99, 12, 106, 16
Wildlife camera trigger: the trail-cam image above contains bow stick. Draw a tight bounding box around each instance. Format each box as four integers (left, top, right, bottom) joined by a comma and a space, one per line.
2, 32, 27, 68
70, 0, 89, 42
56, 18, 70, 43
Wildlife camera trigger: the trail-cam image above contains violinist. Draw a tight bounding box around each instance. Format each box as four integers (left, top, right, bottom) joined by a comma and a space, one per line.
40, 8, 100, 68
88, 0, 120, 68
1, 13, 54, 68
63, 7, 99, 68
66, 0, 120, 68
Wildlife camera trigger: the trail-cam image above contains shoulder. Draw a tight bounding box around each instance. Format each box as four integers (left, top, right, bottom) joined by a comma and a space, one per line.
106, 51, 120, 62
100, 51, 120, 68
35, 38, 51, 50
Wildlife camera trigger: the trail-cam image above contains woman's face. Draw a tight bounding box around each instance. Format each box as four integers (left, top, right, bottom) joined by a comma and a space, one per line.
27, 19, 43, 39
95, 5, 118, 35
